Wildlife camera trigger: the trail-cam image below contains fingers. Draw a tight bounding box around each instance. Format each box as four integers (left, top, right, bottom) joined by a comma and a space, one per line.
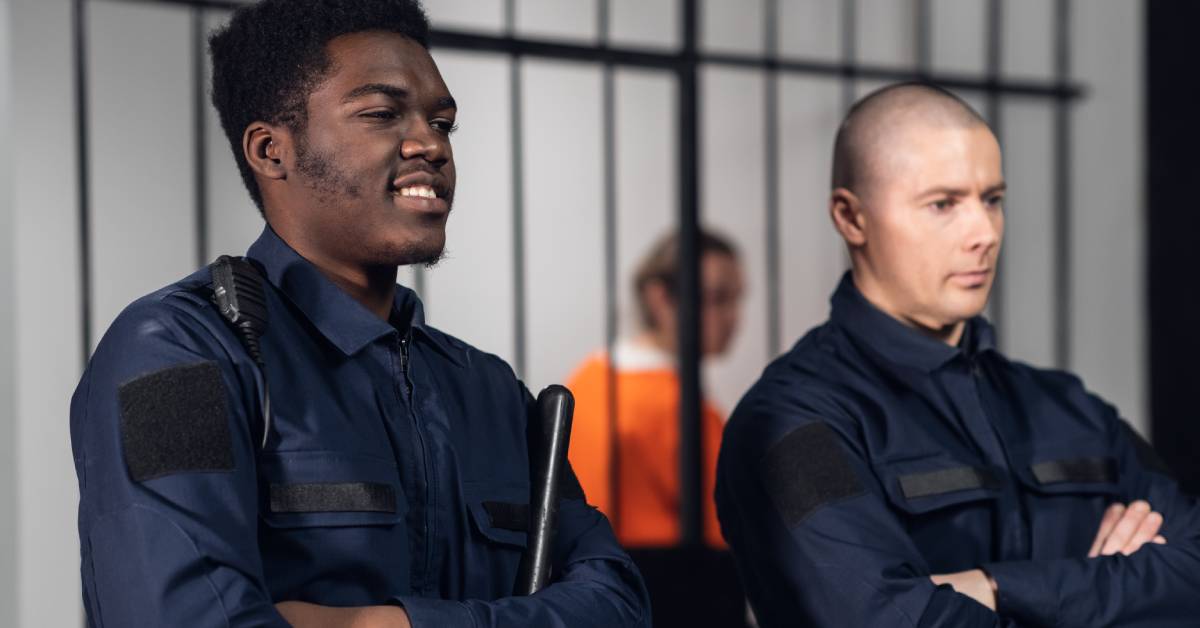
1100, 500, 1152, 556
1089, 503, 1126, 558
1120, 510, 1164, 555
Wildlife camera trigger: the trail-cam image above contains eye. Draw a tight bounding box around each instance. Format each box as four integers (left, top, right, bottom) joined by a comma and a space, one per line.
929, 198, 955, 213
431, 118, 459, 135
360, 109, 397, 120
985, 194, 1005, 210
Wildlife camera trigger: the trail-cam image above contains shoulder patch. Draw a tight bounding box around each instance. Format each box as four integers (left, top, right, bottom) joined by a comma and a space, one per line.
118, 361, 235, 482
759, 422, 865, 526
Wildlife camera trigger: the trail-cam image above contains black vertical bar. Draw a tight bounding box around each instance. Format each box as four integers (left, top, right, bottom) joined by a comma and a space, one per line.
598, 0, 622, 535
764, 0, 782, 356
916, 0, 932, 76
984, 0, 1004, 339
73, 0, 93, 364
677, 0, 703, 548
191, 7, 209, 267
840, 0, 857, 109
506, 0, 527, 378
1053, 0, 1071, 369
1148, 0, 1200, 491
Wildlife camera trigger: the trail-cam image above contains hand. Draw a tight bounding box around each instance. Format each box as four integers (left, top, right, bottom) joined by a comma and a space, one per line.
275, 601, 412, 628
930, 569, 996, 611
1087, 500, 1168, 558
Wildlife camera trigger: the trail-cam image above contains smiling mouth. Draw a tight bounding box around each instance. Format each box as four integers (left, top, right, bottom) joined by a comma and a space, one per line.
395, 184, 439, 199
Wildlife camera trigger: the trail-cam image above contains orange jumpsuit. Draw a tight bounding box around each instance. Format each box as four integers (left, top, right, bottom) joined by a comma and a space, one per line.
566, 344, 726, 549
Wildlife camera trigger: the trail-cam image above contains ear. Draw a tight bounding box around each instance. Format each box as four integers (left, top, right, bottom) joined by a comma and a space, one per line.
830, 187, 868, 247
243, 122, 290, 182
642, 281, 676, 329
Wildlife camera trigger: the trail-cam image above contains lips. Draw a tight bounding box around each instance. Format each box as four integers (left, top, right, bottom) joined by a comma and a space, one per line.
952, 269, 991, 286
391, 171, 449, 199
390, 171, 451, 215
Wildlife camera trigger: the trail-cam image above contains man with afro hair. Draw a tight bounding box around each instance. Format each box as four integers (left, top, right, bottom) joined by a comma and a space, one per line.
69, 1, 650, 626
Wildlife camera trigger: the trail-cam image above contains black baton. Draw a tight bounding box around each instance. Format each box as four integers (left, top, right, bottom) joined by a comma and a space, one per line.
515, 385, 575, 596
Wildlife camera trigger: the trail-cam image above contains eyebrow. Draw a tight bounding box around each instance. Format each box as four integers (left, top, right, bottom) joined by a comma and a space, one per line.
912, 182, 1007, 201
341, 83, 458, 110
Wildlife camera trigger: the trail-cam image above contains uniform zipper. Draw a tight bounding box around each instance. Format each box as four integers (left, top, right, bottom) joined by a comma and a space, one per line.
396, 333, 433, 591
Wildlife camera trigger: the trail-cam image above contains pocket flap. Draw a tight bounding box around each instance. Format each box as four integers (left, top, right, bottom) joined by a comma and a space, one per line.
259, 451, 405, 528
463, 483, 530, 549
877, 457, 1001, 515
1016, 455, 1121, 496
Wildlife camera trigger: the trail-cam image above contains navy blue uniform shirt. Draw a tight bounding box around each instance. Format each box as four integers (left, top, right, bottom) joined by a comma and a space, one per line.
716, 274, 1200, 627
71, 227, 650, 627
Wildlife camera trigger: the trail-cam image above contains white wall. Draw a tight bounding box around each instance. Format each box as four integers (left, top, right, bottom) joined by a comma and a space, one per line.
0, 1, 1147, 625
9, 0, 84, 626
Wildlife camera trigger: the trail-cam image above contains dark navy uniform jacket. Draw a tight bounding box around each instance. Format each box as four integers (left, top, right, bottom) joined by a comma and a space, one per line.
71, 227, 650, 628
716, 274, 1200, 627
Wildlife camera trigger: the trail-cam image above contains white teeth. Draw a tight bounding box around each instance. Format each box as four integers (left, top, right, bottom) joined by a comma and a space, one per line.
398, 185, 437, 199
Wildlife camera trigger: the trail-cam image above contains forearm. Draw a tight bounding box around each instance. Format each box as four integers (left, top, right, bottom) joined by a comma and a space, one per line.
984, 542, 1200, 627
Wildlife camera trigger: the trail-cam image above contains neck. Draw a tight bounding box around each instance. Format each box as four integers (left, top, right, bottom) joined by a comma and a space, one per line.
851, 267, 966, 347
640, 326, 676, 355
270, 223, 398, 321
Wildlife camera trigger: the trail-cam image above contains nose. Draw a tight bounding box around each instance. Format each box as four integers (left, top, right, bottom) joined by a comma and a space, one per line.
963, 198, 1001, 256
399, 119, 450, 166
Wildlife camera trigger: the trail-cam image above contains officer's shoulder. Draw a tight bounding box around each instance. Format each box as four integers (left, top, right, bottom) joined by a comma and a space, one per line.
726, 323, 858, 455
1000, 357, 1119, 421
416, 322, 507, 374
92, 267, 230, 362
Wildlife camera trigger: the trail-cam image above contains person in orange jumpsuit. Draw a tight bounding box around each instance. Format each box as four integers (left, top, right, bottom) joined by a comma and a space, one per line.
567, 229, 744, 550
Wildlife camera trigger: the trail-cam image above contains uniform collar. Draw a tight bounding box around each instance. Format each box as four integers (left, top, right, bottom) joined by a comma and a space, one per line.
246, 225, 466, 366
829, 272, 995, 374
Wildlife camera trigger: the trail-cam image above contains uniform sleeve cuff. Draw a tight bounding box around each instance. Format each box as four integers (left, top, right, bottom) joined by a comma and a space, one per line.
391, 596, 476, 628
981, 561, 1059, 626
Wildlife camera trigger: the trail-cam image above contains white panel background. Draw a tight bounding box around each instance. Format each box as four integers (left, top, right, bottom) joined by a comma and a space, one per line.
0, 0, 1151, 624
88, 2, 196, 347
998, 99, 1056, 368
516, 0, 599, 43
609, 0, 679, 51
778, 0, 842, 61
778, 75, 845, 349
931, 0, 987, 75
1003, 0, 1055, 81
10, 0, 83, 626
521, 60, 606, 391
702, 0, 765, 55
855, 0, 918, 69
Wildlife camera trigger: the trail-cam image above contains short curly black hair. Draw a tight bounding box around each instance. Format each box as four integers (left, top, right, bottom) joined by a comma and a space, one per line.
209, 0, 431, 213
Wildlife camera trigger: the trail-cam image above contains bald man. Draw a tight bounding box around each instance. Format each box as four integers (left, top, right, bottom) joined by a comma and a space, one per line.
715, 83, 1200, 627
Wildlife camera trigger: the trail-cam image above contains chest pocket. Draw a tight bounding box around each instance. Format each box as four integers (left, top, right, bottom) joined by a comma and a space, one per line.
256, 451, 410, 603
1013, 449, 1122, 558
460, 482, 530, 599
875, 456, 1002, 572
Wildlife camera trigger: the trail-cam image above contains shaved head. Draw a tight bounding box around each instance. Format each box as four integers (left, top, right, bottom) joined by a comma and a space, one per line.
826, 81, 1005, 347
832, 83, 990, 195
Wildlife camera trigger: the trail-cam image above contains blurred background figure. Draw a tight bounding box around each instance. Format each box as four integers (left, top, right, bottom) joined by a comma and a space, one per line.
569, 228, 742, 548
567, 228, 747, 626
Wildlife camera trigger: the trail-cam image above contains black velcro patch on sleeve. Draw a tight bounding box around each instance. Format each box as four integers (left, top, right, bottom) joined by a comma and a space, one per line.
483, 501, 531, 532
1031, 457, 1118, 485
269, 482, 397, 513
118, 361, 235, 482
759, 423, 865, 526
900, 466, 1001, 499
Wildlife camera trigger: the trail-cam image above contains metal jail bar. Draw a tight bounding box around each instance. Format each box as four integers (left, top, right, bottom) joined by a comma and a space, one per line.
73, 0, 1085, 564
